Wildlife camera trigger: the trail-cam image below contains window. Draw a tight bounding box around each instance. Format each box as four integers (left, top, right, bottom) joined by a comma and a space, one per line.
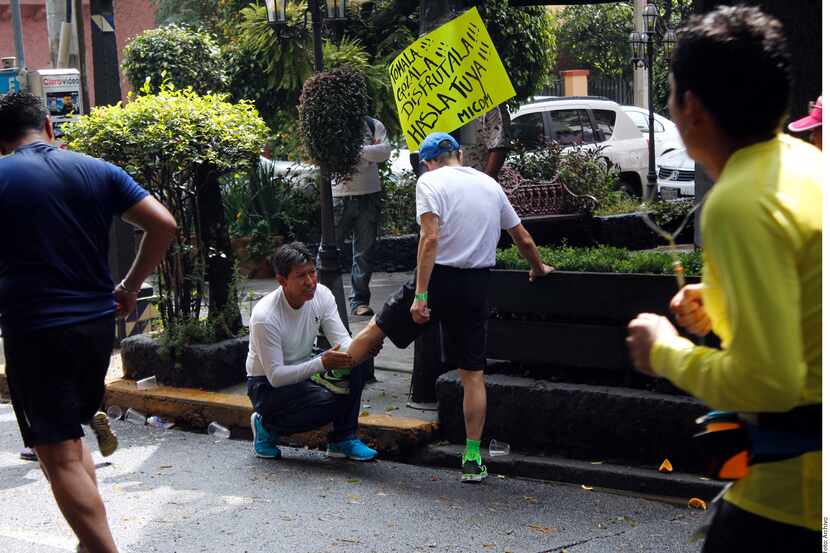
626, 110, 648, 131
510, 112, 546, 149
548, 109, 594, 145
593, 110, 617, 142
626, 110, 666, 133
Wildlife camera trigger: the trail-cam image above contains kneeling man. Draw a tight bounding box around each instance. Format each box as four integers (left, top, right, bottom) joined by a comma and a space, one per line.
247, 242, 377, 461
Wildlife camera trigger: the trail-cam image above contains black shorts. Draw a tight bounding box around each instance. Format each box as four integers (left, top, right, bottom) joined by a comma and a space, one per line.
376, 265, 490, 370
702, 499, 820, 553
4, 315, 114, 447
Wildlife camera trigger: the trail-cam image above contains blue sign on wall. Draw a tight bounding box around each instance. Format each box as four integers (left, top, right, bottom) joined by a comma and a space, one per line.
0, 69, 21, 94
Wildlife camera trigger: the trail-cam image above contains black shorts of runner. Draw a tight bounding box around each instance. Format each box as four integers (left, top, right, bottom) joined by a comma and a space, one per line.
376, 264, 490, 370
4, 315, 115, 447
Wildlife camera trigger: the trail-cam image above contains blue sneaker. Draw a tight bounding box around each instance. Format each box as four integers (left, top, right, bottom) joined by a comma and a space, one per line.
250, 413, 281, 459
326, 438, 377, 461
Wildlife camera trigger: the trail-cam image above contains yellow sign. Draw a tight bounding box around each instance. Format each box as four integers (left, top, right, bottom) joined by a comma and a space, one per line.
388, 8, 517, 150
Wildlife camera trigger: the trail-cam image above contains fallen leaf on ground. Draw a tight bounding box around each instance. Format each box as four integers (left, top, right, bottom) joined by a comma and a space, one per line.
623, 515, 639, 528
158, 465, 173, 469
523, 496, 538, 503
482, 544, 495, 548
359, 411, 369, 417
581, 485, 594, 491
376, 492, 387, 496
688, 497, 708, 510
659, 458, 674, 473
337, 538, 360, 544
528, 524, 555, 534
496, 474, 506, 479
346, 478, 360, 484
431, 475, 440, 481
590, 461, 604, 465
385, 405, 399, 412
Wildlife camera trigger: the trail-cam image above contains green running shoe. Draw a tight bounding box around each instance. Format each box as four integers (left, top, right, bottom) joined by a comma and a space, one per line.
461, 457, 488, 483
311, 369, 350, 395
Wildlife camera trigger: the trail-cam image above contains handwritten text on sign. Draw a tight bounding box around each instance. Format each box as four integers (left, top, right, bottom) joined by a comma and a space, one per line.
388, 8, 516, 150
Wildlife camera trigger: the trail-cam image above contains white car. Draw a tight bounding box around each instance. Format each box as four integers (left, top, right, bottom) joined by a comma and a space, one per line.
656, 148, 695, 199
510, 96, 649, 196
622, 105, 684, 157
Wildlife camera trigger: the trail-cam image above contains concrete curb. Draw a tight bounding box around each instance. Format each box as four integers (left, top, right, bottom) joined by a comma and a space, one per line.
105, 379, 438, 458
413, 444, 726, 501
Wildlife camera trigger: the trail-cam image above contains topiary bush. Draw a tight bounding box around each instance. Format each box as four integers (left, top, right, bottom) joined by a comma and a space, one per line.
299, 65, 369, 179
64, 83, 269, 342
122, 24, 228, 95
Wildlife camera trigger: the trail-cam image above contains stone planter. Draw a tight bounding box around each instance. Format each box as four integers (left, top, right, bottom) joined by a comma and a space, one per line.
121, 334, 249, 390
437, 371, 709, 473
485, 269, 705, 371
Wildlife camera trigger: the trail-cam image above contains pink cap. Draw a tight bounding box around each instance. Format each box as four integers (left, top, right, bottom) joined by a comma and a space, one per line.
788, 96, 822, 132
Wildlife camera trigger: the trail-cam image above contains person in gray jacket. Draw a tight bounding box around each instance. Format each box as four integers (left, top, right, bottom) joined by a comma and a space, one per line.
332, 116, 392, 317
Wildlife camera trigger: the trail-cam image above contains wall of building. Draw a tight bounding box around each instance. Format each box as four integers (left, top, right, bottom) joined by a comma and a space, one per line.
0, 0, 157, 105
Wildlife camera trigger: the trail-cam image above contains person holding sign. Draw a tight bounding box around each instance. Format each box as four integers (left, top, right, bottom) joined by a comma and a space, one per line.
459, 104, 511, 179
346, 132, 553, 482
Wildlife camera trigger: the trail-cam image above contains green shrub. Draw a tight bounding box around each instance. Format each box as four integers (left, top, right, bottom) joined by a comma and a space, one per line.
64, 83, 269, 341
223, 161, 321, 244
122, 24, 227, 95
496, 244, 702, 276
299, 65, 369, 179
380, 168, 418, 237
505, 142, 637, 214
477, 0, 557, 107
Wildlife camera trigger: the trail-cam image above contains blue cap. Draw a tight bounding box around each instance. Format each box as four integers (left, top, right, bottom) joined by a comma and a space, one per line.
419, 132, 460, 161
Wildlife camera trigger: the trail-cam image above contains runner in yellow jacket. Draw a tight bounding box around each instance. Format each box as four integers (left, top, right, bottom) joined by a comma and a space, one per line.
626, 6, 821, 552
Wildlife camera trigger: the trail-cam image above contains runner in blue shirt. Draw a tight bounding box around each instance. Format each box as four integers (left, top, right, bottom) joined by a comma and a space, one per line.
0, 92, 176, 553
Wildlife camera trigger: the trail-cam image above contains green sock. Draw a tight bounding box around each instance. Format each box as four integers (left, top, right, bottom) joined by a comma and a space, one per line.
464, 439, 481, 462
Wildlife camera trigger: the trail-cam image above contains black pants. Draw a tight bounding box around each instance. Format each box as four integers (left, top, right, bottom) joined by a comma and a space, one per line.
247, 360, 370, 443
4, 315, 114, 447
702, 500, 820, 553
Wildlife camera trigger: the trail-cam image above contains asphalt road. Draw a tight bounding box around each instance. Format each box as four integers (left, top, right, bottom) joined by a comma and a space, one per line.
0, 403, 707, 553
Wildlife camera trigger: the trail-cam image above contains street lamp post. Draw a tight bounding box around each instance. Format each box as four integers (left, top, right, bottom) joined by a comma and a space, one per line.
629, 2, 676, 201
265, 0, 351, 329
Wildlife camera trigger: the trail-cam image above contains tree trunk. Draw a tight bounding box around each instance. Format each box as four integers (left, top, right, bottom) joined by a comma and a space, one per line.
196, 164, 242, 338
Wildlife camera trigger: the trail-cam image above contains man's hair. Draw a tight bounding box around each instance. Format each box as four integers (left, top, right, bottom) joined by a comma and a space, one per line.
671, 5, 791, 140
272, 242, 314, 278
0, 92, 48, 143
431, 144, 461, 166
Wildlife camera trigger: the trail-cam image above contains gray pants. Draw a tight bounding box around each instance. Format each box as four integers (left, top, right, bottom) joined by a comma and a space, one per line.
334, 192, 381, 311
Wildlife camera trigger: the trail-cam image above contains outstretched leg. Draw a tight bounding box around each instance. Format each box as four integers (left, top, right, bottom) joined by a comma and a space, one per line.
347, 316, 387, 365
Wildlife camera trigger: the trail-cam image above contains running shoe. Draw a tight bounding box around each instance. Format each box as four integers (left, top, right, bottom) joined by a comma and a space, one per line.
311, 369, 350, 395
326, 438, 377, 461
461, 458, 488, 483
250, 412, 281, 459
90, 411, 118, 457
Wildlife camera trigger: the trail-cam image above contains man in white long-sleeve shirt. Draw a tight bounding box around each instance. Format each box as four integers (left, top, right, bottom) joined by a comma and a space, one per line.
332, 116, 392, 317
246, 242, 378, 461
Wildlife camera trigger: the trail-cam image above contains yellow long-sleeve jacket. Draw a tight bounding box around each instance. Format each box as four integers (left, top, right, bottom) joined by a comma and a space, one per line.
650, 134, 822, 530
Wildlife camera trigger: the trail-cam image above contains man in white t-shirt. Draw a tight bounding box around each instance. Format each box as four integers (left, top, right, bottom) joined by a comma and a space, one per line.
346, 132, 553, 482
246, 242, 378, 462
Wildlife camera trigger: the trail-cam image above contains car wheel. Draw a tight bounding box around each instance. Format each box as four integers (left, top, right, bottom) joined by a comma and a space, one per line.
619, 173, 642, 198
